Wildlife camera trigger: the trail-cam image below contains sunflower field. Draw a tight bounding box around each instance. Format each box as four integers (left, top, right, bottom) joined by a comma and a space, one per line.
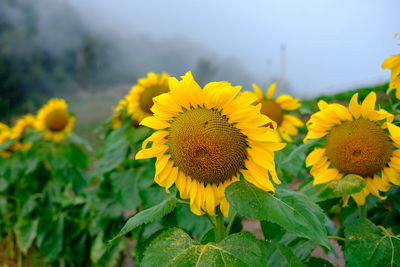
1, 35, 400, 267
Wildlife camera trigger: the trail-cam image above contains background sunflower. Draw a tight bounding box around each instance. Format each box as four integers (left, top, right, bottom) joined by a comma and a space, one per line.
382, 54, 400, 99
126, 72, 170, 123
11, 113, 36, 150
304, 92, 399, 206
136, 71, 285, 217
36, 98, 75, 142
248, 82, 303, 142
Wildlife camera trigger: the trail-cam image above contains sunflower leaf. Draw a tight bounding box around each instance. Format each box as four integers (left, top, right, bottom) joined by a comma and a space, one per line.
225, 180, 331, 249
14, 218, 38, 254
142, 228, 267, 267
263, 240, 307, 267
344, 219, 400, 267
316, 174, 366, 200
109, 196, 178, 246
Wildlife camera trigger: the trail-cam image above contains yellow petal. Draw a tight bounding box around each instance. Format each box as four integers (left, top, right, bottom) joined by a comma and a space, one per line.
140, 116, 170, 129
252, 83, 264, 101
205, 185, 216, 216
306, 148, 326, 167
360, 91, 376, 117
266, 82, 277, 99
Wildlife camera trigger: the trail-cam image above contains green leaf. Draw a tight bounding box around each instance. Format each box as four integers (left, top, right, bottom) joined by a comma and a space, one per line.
0, 138, 14, 152
91, 235, 107, 264
316, 174, 365, 200
263, 241, 307, 267
175, 205, 212, 237
142, 228, 267, 267
276, 142, 310, 180
67, 143, 88, 169
110, 169, 141, 210
344, 219, 400, 267
14, 218, 38, 254
260, 221, 286, 241
226, 181, 330, 249
70, 132, 93, 153
109, 196, 178, 245
36, 215, 65, 260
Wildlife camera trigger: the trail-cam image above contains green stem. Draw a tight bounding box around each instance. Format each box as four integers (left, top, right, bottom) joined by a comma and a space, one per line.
214, 207, 226, 243
17, 247, 23, 267
328, 236, 345, 242
206, 213, 216, 226
175, 199, 190, 205
358, 205, 367, 219
378, 225, 390, 236
225, 212, 238, 236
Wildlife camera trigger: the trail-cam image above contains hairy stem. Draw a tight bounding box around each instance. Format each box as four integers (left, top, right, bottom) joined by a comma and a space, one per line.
214, 207, 226, 243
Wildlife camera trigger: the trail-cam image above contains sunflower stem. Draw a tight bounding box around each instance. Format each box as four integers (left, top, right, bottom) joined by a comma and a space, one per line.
358, 205, 367, 219
328, 236, 345, 242
214, 207, 226, 243
225, 211, 238, 236
206, 214, 216, 226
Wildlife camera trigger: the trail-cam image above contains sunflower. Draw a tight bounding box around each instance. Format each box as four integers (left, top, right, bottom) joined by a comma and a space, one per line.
248, 83, 303, 142
304, 91, 400, 206
11, 114, 36, 150
0, 128, 18, 158
135, 72, 285, 217
0, 122, 8, 133
36, 98, 75, 142
111, 99, 128, 129
126, 72, 170, 123
382, 54, 400, 99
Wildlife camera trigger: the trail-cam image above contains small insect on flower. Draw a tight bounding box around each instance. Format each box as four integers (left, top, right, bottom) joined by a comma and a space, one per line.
247, 82, 303, 142
304, 91, 400, 206
135, 71, 285, 217
126, 72, 170, 123
36, 98, 75, 142
11, 114, 36, 150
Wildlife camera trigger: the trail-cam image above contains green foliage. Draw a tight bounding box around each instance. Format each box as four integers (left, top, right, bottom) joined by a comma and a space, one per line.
344, 219, 400, 267
110, 196, 178, 245
298, 175, 366, 203
226, 180, 330, 249
263, 241, 306, 267
142, 228, 267, 267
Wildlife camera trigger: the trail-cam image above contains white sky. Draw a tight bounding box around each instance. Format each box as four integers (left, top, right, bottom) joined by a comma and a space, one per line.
69, 0, 400, 97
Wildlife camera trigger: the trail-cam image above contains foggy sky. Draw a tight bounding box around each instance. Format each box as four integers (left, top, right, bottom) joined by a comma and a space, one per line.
69, 0, 400, 97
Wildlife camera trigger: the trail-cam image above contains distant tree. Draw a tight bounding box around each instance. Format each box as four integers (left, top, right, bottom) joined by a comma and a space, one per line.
195, 59, 218, 87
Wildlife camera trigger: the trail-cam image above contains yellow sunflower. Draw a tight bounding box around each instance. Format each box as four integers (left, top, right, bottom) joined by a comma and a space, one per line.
0, 128, 18, 158
304, 91, 400, 206
0, 122, 8, 133
36, 98, 75, 142
11, 114, 36, 150
111, 99, 128, 129
248, 83, 303, 142
382, 54, 400, 99
135, 72, 285, 217
126, 72, 170, 123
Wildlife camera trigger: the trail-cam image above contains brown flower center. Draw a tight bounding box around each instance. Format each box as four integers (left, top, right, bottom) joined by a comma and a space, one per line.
139, 85, 169, 114
45, 110, 70, 132
260, 100, 283, 125
168, 108, 247, 184
326, 119, 392, 177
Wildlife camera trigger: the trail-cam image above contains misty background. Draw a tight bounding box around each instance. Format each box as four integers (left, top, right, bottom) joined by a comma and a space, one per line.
1, 0, 399, 136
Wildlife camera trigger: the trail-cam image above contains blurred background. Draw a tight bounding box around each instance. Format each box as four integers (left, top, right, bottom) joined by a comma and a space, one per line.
1, 0, 399, 143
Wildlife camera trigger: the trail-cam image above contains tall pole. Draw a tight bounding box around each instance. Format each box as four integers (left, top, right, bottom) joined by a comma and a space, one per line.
280, 43, 286, 94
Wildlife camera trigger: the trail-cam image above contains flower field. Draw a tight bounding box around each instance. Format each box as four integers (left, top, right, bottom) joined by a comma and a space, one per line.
0, 48, 400, 267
